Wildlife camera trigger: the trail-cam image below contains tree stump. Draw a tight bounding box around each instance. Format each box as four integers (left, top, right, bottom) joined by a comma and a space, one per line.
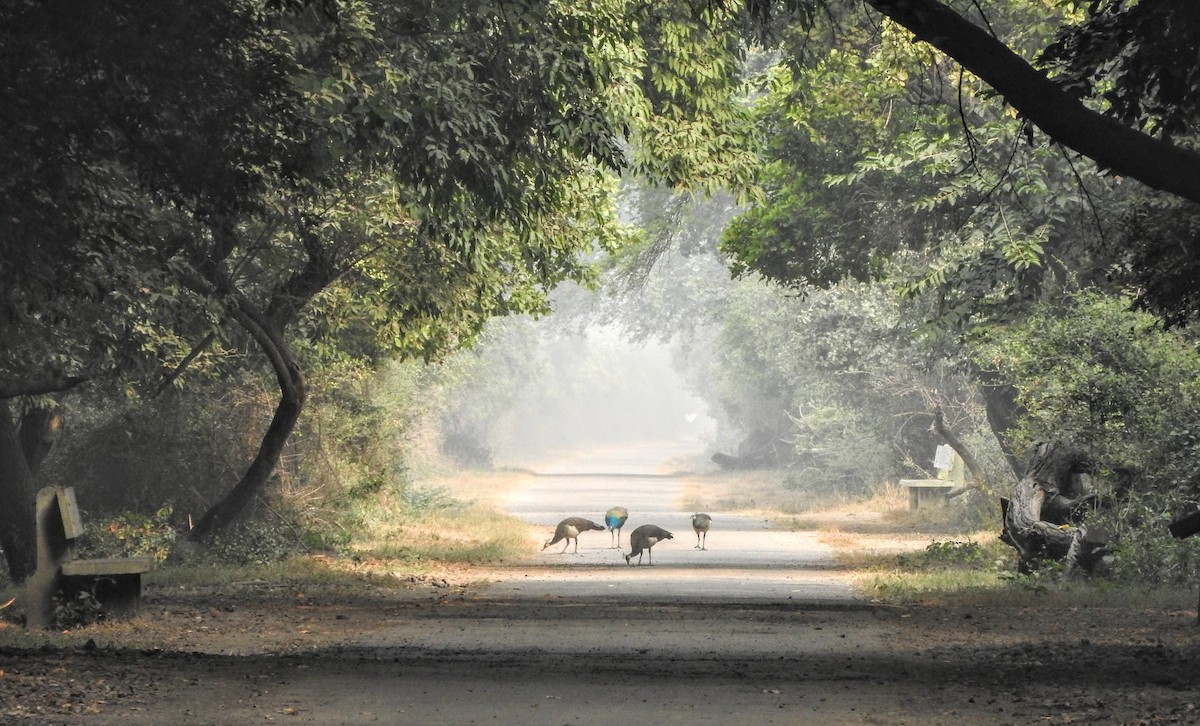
1000, 442, 1107, 575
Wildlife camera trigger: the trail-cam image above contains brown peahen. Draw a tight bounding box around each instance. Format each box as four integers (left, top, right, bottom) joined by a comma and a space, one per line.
625, 524, 673, 565
691, 513, 712, 550
542, 517, 605, 554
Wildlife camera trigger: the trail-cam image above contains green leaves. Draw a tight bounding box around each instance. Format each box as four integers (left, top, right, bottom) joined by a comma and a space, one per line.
1000, 230, 1046, 272
970, 291, 1200, 469
721, 0, 1128, 331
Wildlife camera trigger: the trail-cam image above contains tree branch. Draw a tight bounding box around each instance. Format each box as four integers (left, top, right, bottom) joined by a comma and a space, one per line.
866, 0, 1200, 206
932, 405, 988, 496
0, 375, 89, 399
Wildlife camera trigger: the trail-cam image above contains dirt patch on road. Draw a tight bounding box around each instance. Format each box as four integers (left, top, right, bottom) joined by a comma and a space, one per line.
2, 575, 1199, 725
3, 468, 1199, 724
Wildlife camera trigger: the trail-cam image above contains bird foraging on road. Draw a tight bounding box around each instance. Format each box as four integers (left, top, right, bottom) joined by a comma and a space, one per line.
604, 506, 629, 549
625, 524, 673, 565
542, 517, 605, 554
691, 513, 712, 550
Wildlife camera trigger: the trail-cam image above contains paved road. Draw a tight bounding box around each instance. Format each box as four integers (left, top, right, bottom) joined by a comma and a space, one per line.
44, 441, 1190, 726
491, 440, 856, 603
87, 441, 887, 726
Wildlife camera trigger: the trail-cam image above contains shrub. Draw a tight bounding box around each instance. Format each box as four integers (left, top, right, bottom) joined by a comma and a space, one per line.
1093, 492, 1200, 585
76, 506, 177, 563
204, 521, 303, 566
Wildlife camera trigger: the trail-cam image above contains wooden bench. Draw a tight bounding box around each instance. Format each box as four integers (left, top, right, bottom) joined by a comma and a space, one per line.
899, 479, 956, 510
26, 486, 154, 629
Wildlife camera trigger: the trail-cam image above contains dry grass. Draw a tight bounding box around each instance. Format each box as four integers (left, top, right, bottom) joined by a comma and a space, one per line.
418, 469, 532, 509
680, 469, 983, 539
679, 469, 810, 515
360, 503, 538, 566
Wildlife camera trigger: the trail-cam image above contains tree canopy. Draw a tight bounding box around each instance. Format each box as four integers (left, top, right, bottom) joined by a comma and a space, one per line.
4, 0, 1200, 582
0, 0, 765, 573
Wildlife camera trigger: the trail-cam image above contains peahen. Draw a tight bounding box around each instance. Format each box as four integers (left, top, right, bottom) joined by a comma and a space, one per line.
691, 513, 712, 550
542, 517, 605, 554
625, 524, 673, 565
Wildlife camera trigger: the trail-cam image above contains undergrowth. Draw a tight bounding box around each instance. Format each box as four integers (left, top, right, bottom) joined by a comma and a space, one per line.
857, 538, 1197, 609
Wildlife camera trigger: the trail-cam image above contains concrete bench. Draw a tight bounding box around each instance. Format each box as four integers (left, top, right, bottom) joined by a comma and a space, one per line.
899, 479, 956, 510
26, 486, 155, 629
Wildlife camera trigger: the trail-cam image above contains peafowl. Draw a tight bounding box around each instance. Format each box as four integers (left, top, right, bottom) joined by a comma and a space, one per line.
604, 506, 629, 549
691, 513, 712, 550
542, 517, 605, 554
625, 524, 673, 565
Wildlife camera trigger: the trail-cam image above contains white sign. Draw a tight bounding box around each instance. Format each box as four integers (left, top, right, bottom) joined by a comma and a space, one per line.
934, 444, 954, 471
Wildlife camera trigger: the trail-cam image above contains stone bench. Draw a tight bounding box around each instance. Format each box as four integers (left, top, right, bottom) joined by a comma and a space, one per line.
899, 479, 956, 510
26, 486, 154, 629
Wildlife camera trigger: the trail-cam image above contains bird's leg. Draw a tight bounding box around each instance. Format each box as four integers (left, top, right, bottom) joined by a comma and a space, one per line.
701, 532, 707, 550
559, 540, 570, 554
572, 539, 579, 555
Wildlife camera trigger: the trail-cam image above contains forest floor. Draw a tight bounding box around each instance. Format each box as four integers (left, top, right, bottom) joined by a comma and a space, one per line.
2, 462, 1199, 724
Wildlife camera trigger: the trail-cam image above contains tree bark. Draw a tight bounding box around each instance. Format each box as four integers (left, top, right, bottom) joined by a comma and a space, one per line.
0, 401, 40, 583
1000, 441, 1105, 575
187, 300, 306, 543
975, 369, 1025, 480
866, 0, 1200, 206
18, 405, 61, 473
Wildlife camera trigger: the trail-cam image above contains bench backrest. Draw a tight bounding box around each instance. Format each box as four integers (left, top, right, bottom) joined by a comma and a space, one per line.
55, 487, 85, 540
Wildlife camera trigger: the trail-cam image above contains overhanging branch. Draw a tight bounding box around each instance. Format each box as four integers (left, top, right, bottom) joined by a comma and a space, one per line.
866, 0, 1200, 206
0, 375, 89, 399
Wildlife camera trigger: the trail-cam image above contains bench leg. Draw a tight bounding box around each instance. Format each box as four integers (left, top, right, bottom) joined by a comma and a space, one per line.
24, 568, 60, 630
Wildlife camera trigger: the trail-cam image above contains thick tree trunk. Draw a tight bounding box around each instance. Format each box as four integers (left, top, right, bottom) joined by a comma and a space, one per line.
0, 401, 40, 583
1000, 441, 1106, 575
18, 405, 61, 473
866, 0, 1200, 206
976, 370, 1025, 481
187, 305, 306, 543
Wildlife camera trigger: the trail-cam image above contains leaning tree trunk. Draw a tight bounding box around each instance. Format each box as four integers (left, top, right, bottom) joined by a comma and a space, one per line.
176, 215, 336, 544
1000, 441, 1106, 575
931, 406, 989, 498
975, 369, 1026, 481
187, 300, 307, 543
